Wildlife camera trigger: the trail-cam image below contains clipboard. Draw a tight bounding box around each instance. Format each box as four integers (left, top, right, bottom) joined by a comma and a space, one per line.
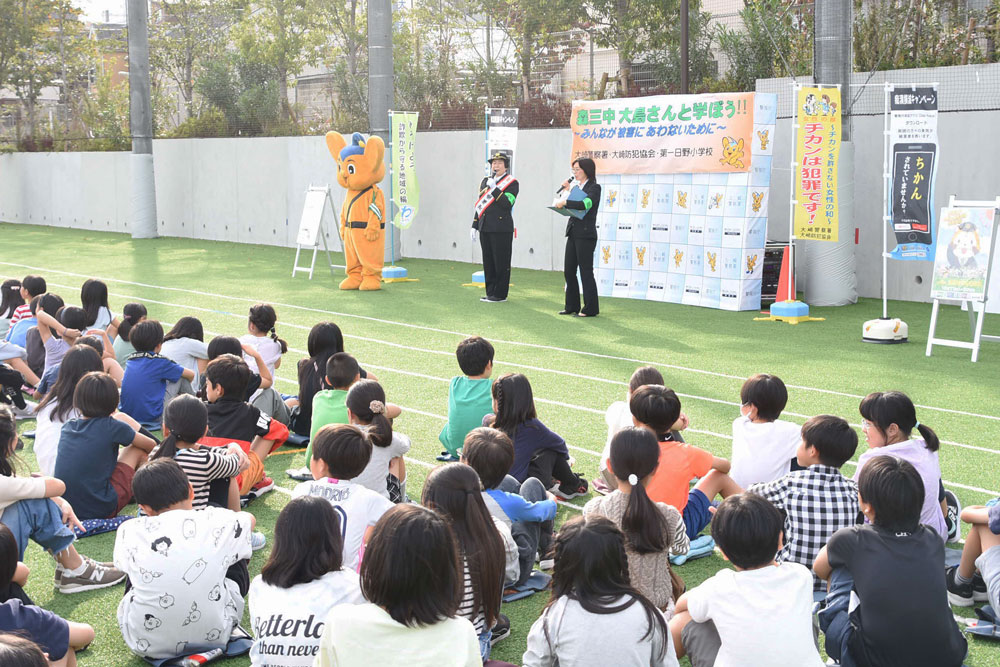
548, 185, 587, 219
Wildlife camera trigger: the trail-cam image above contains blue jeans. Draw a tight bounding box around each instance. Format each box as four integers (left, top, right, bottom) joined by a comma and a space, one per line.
478, 628, 492, 660
499, 475, 553, 586
0, 498, 76, 561
817, 567, 857, 667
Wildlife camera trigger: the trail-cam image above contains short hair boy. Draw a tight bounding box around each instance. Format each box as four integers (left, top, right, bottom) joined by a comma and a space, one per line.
438, 336, 495, 461
632, 385, 741, 539
462, 427, 556, 586
115, 459, 255, 660
118, 320, 194, 427
815, 457, 968, 667
669, 494, 823, 666
8, 275, 45, 327
293, 425, 392, 570
730, 373, 804, 488
749, 414, 859, 590
201, 354, 288, 499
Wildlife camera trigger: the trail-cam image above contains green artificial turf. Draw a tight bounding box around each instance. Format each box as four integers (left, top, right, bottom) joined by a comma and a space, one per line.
2, 221, 1000, 665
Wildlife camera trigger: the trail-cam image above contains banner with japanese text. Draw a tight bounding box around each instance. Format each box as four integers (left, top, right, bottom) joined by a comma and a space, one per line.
591, 93, 778, 311
888, 86, 939, 261
793, 87, 841, 242
930, 207, 997, 301
486, 107, 518, 175
570, 92, 755, 175
389, 111, 419, 229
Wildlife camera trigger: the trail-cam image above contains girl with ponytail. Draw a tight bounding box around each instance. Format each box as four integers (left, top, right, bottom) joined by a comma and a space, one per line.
346, 379, 409, 501
583, 426, 689, 614
422, 463, 507, 660
152, 394, 248, 511
113, 302, 147, 366
856, 390, 951, 541
241, 304, 291, 424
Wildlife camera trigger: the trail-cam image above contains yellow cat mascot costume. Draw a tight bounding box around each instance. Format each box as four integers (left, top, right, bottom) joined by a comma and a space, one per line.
326, 131, 387, 291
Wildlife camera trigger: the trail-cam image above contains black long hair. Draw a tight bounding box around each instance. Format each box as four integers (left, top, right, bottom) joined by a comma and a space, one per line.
163, 316, 204, 343
152, 394, 208, 460
0, 523, 17, 590
299, 322, 346, 401
421, 463, 504, 629
490, 373, 537, 439
36, 345, 104, 421
118, 302, 148, 342
248, 303, 288, 354
859, 391, 939, 452
345, 379, 392, 448
0, 406, 17, 478
546, 515, 668, 659
262, 496, 345, 588
80, 279, 110, 327
609, 427, 669, 554
0, 280, 23, 319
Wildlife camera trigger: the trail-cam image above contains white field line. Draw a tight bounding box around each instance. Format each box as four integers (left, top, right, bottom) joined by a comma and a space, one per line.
7, 261, 999, 422
50, 280, 1000, 461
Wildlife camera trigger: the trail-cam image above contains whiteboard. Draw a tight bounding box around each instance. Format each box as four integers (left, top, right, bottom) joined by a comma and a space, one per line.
296, 189, 329, 247
986, 252, 1000, 314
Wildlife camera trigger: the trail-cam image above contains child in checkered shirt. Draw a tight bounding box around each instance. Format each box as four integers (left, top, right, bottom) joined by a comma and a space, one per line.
749, 415, 860, 591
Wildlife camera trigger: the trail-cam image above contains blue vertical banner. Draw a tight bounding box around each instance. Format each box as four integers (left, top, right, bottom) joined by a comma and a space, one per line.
888, 86, 939, 261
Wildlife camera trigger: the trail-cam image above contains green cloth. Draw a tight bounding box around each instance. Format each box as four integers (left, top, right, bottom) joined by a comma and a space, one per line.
113, 336, 136, 368
438, 376, 494, 456
306, 389, 350, 463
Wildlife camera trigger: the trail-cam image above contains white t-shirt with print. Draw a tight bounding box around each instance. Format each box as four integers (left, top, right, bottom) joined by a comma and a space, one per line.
161, 337, 210, 386
686, 563, 823, 667
351, 432, 410, 498
248, 569, 364, 667
114, 507, 253, 659
292, 478, 393, 571
729, 416, 803, 489
34, 401, 81, 477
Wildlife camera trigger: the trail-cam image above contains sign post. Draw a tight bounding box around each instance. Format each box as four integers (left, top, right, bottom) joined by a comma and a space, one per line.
292, 185, 341, 280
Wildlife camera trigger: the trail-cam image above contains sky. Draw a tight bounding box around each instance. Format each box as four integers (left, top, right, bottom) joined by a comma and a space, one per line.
75, 0, 127, 23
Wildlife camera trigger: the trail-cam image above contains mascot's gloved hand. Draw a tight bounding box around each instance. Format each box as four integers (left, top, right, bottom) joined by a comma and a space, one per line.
486, 177, 497, 190
470, 228, 478, 243
364, 226, 381, 243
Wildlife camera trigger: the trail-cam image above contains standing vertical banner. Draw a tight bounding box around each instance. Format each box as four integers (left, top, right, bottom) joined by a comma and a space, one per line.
486, 108, 519, 175
888, 86, 939, 261
389, 111, 419, 229
793, 87, 841, 242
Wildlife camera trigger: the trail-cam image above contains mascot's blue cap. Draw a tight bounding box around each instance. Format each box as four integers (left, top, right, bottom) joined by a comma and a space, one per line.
339, 132, 366, 161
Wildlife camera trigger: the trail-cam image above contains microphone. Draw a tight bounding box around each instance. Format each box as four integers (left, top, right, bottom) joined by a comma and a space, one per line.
555, 174, 574, 195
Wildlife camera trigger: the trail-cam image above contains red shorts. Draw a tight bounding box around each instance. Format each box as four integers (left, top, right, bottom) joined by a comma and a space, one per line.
109, 461, 136, 517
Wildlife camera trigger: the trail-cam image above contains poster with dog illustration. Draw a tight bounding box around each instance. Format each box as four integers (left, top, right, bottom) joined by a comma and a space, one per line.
930, 206, 997, 302
594, 93, 776, 311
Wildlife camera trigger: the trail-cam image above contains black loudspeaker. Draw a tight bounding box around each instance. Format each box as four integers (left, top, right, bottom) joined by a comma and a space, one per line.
760, 243, 786, 304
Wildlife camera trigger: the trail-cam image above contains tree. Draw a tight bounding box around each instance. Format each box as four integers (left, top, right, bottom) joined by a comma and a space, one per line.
313, 0, 368, 127
196, 50, 282, 134
715, 0, 811, 92
587, 0, 674, 94
8, 0, 59, 142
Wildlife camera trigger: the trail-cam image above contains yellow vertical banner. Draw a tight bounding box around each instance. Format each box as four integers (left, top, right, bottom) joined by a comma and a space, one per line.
793, 87, 841, 242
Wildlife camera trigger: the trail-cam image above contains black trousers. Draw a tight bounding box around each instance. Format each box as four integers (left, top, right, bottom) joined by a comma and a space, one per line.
480, 231, 513, 300
526, 448, 578, 489
564, 236, 599, 315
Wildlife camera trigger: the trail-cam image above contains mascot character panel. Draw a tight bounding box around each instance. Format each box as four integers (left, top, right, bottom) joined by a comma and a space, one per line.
326, 131, 387, 291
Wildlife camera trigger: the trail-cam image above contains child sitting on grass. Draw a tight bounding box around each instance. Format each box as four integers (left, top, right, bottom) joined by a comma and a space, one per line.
241, 303, 290, 423
599, 366, 689, 493
35, 302, 89, 379
484, 373, 588, 499
249, 496, 364, 667
669, 493, 823, 666
346, 380, 408, 501
55, 372, 157, 520
523, 514, 678, 667
291, 351, 362, 477
0, 280, 22, 341
730, 373, 804, 488
119, 320, 194, 428
4, 294, 38, 348
0, 578, 95, 667
292, 424, 393, 571
584, 427, 689, 613
462, 427, 557, 588
160, 316, 209, 403
814, 456, 968, 667
200, 354, 287, 501
0, 523, 31, 604
0, 405, 127, 593
24, 294, 65, 381
112, 303, 147, 367
946, 499, 1000, 606
34, 345, 104, 476
438, 336, 495, 462
114, 459, 255, 661
749, 415, 859, 591
200, 335, 274, 402
7, 275, 44, 328
631, 385, 740, 539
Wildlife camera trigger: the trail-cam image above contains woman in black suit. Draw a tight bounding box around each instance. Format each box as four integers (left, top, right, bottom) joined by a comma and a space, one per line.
555, 158, 601, 317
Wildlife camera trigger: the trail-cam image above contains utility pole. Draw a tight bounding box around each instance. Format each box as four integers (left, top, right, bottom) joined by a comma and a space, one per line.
126, 0, 157, 238
368, 0, 396, 258
680, 0, 689, 93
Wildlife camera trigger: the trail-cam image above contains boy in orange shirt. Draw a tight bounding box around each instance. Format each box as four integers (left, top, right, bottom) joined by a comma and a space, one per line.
631, 385, 741, 539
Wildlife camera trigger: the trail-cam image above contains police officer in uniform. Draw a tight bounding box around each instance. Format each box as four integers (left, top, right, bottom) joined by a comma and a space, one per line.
471, 152, 518, 302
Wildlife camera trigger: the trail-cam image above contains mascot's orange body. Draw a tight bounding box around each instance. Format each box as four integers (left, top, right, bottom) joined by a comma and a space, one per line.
326, 131, 387, 291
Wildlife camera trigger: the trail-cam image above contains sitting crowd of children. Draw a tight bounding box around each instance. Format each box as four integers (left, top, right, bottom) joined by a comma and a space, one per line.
0, 271, 985, 667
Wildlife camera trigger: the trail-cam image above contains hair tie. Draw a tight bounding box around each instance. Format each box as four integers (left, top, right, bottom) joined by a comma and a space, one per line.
369, 400, 385, 415
914, 421, 921, 430
627, 473, 639, 486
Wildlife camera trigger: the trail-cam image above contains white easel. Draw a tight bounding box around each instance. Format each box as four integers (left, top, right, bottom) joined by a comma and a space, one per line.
925, 195, 1000, 362
292, 185, 342, 280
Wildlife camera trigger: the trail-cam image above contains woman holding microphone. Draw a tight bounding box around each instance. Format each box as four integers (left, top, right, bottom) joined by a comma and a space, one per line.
554, 158, 601, 317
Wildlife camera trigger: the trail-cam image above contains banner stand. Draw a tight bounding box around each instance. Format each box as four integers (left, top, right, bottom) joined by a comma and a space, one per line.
384, 111, 419, 283
292, 185, 341, 280
926, 195, 1000, 362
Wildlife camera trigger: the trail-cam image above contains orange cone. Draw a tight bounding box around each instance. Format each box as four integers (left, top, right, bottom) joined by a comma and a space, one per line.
775, 245, 795, 302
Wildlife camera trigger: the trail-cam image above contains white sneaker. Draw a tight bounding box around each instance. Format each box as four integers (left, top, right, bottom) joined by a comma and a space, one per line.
286, 467, 313, 481
539, 558, 555, 570
251, 531, 267, 551
12, 400, 37, 420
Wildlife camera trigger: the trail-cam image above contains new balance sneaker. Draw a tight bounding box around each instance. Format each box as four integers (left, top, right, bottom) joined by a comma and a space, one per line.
552, 476, 589, 500
251, 531, 267, 551
945, 565, 974, 607
490, 614, 511, 645
944, 489, 962, 543
56, 556, 126, 594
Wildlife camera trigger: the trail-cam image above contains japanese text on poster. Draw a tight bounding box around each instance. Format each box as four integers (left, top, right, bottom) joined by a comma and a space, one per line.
888, 85, 939, 261
570, 93, 754, 175
486, 107, 518, 175
389, 111, 419, 229
793, 86, 841, 242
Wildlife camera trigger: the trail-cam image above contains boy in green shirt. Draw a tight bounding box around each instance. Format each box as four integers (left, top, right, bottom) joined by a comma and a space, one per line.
437, 336, 495, 461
